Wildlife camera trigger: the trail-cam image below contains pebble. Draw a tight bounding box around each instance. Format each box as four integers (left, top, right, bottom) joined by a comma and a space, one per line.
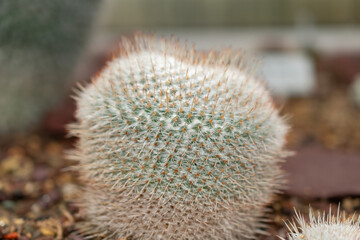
32, 166, 50, 182
343, 198, 353, 212
3, 232, 19, 239
2, 200, 16, 210
37, 190, 61, 209
39, 227, 55, 237
0, 217, 9, 227
13, 218, 24, 226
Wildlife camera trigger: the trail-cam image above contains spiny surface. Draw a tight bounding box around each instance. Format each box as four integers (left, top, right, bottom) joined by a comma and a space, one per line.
282, 208, 360, 240
70, 35, 288, 240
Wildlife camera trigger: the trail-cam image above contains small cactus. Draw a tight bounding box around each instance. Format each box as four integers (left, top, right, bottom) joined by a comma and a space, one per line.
69, 34, 289, 239
282, 207, 360, 240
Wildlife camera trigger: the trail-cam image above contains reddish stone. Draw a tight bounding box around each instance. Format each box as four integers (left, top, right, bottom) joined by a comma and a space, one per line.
321, 53, 360, 84
284, 144, 360, 198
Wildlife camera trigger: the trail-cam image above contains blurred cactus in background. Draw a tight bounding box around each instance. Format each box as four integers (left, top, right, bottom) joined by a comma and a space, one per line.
350, 76, 360, 108
282, 207, 360, 240
0, 0, 99, 135
69, 34, 289, 239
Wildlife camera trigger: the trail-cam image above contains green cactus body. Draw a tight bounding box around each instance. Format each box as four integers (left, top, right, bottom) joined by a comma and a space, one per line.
282, 208, 360, 240
70, 35, 288, 239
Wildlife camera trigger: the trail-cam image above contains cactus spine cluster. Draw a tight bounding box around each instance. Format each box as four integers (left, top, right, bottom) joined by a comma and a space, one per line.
70, 34, 289, 239
282, 207, 360, 240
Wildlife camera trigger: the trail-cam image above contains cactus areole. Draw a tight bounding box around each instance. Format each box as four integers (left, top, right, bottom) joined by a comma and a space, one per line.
69, 34, 289, 239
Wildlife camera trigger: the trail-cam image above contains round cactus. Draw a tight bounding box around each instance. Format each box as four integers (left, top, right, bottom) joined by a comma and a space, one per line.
69, 34, 289, 239
282, 207, 360, 240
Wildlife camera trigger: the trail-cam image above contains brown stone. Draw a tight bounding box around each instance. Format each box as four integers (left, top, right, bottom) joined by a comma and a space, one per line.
283, 144, 360, 198
320, 53, 360, 84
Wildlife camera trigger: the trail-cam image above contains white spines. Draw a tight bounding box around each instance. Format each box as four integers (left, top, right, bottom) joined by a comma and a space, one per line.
283, 207, 360, 240
70, 34, 289, 240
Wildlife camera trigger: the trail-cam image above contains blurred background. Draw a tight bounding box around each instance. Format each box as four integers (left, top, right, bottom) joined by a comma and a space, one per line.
0, 0, 359, 239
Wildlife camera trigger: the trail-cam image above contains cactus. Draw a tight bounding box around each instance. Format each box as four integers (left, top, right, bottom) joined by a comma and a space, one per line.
350, 76, 360, 108
69, 34, 289, 239
282, 207, 360, 240
0, 0, 99, 135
